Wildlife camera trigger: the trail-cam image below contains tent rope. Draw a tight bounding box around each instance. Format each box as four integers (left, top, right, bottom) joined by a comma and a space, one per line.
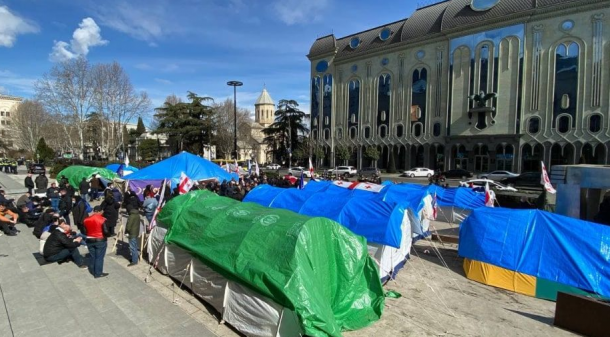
172, 262, 191, 305
145, 239, 165, 283
424, 238, 465, 294
411, 246, 457, 318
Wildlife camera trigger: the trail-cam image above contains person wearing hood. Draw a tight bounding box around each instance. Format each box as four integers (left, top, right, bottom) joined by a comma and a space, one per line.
79, 177, 90, 201
24, 173, 35, 195
89, 175, 102, 201
100, 190, 120, 236
125, 207, 141, 266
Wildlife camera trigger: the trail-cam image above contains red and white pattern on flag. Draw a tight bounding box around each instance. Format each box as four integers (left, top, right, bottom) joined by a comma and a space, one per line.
308, 157, 314, 177
540, 161, 557, 194
352, 182, 385, 193
332, 180, 360, 189
431, 193, 438, 220
484, 182, 495, 207
178, 172, 194, 194
148, 179, 167, 230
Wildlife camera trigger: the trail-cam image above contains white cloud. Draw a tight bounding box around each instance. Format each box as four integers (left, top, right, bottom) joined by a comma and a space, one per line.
0, 69, 36, 94
50, 17, 108, 62
95, 2, 165, 45
154, 78, 173, 85
0, 6, 39, 47
273, 0, 329, 25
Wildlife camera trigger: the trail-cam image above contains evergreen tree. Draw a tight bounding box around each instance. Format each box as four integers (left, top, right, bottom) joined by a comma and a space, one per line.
153, 92, 215, 155
135, 116, 146, 136
262, 100, 309, 164
139, 139, 159, 161
35, 137, 55, 163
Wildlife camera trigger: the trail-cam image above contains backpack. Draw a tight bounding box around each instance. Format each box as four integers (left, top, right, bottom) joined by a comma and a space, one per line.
81, 199, 93, 213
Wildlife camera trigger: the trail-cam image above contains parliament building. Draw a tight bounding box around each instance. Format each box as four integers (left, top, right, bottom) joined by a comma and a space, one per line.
308, 0, 610, 173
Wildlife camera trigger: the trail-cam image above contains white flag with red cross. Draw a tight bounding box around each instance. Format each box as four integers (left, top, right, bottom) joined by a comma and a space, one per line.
352, 182, 385, 193
540, 161, 556, 194
308, 157, 315, 177
332, 180, 360, 189
178, 172, 194, 194
484, 182, 495, 207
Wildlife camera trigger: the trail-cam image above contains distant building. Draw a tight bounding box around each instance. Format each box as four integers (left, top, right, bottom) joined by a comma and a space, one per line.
308, 0, 610, 172
249, 88, 275, 164
0, 94, 22, 153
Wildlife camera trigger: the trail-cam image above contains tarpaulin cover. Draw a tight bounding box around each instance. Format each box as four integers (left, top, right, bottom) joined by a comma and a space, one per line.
125, 151, 237, 186
244, 180, 429, 248
158, 190, 385, 337
56, 165, 118, 189
459, 207, 610, 298
382, 183, 485, 210
105, 163, 140, 175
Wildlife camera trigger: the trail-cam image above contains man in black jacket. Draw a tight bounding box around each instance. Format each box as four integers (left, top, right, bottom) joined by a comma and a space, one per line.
79, 178, 90, 201
71, 195, 88, 234
58, 188, 72, 225
35, 173, 48, 191
24, 173, 34, 194
43, 220, 86, 268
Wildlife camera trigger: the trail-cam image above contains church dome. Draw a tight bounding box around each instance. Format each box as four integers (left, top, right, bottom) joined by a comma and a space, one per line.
255, 88, 274, 105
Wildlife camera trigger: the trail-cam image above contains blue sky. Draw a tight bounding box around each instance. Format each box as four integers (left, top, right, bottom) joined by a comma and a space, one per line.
0, 0, 420, 122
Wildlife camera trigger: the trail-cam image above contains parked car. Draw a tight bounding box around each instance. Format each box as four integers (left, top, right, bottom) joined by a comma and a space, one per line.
477, 170, 519, 180
288, 167, 313, 178
359, 167, 380, 179
441, 169, 473, 179
402, 167, 435, 178
28, 162, 46, 175
325, 166, 357, 177
501, 172, 542, 188
459, 179, 518, 192
266, 163, 281, 170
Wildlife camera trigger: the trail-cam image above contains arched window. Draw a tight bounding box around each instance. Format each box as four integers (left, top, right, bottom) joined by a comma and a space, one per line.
4, 111, 9, 117
324, 129, 330, 140
379, 125, 387, 138
396, 125, 404, 138
589, 114, 602, 133
433, 123, 441, 137
553, 42, 579, 127
411, 69, 427, 133
478, 44, 491, 94
312, 129, 318, 140
364, 127, 371, 139
413, 123, 422, 138
528, 117, 540, 134
558, 115, 570, 133
348, 80, 360, 126
378, 74, 391, 128
350, 127, 357, 139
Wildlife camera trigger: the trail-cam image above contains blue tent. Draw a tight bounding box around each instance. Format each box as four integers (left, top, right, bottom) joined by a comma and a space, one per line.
126, 152, 237, 186
460, 207, 610, 298
105, 163, 140, 176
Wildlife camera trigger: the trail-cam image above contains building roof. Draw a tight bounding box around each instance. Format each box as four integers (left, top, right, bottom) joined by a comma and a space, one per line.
308, 0, 605, 61
0, 94, 23, 102
255, 88, 274, 106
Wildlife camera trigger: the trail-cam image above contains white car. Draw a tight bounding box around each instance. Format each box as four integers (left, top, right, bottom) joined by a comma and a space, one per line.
402, 167, 435, 178
477, 170, 520, 180
325, 166, 357, 177
460, 179, 518, 192
288, 167, 312, 178
266, 163, 281, 170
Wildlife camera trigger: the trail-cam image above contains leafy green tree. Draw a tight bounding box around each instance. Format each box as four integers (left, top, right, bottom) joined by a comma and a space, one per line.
364, 146, 380, 167
35, 137, 55, 163
135, 116, 146, 136
335, 145, 351, 165
139, 138, 159, 161
312, 144, 325, 167
153, 92, 214, 155
262, 99, 309, 164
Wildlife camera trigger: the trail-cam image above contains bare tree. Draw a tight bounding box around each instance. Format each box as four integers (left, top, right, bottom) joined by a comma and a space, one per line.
92, 62, 151, 158
35, 57, 95, 159
9, 100, 52, 154
212, 98, 252, 159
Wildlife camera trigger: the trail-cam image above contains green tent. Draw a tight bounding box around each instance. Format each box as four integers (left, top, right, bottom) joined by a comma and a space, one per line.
158, 190, 385, 337
56, 165, 118, 189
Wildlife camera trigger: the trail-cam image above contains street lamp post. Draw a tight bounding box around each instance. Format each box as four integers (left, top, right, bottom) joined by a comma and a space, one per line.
227, 81, 243, 160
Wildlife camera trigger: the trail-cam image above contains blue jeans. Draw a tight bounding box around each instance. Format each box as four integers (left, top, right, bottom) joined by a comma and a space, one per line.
129, 237, 139, 264
87, 240, 107, 277
89, 188, 98, 200
45, 248, 83, 266
50, 198, 60, 211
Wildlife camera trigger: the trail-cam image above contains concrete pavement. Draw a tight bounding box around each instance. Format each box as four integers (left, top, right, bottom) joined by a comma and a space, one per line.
0, 223, 218, 337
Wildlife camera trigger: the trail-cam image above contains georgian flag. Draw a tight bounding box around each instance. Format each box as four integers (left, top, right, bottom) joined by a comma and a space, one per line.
352, 182, 385, 193
540, 161, 556, 194
255, 161, 260, 176
178, 172, 194, 194
234, 159, 240, 174
148, 179, 168, 230
308, 157, 315, 178
431, 193, 438, 220
484, 182, 495, 207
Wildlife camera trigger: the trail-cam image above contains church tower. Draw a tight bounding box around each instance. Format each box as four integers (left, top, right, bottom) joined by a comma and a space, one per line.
254, 88, 275, 127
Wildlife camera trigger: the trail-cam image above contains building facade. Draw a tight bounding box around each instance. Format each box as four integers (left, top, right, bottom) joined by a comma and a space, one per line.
250, 88, 275, 164
308, 0, 610, 173
0, 94, 21, 152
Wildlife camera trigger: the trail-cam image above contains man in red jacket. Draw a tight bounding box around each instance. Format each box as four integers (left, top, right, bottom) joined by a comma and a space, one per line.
83, 206, 109, 278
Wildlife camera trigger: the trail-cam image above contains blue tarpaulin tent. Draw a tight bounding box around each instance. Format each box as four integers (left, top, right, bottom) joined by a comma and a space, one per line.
459, 207, 610, 298
244, 180, 434, 280
125, 152, 237, 199
105, 163, 140, 176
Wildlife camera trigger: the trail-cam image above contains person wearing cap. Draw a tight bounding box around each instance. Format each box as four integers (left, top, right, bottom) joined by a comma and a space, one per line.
83, 206, 109, 278
43, 218, 86, 268
0, 202, 18, 236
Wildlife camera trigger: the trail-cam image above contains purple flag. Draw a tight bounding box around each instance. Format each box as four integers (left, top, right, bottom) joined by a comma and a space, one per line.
128, 179, 163, 201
